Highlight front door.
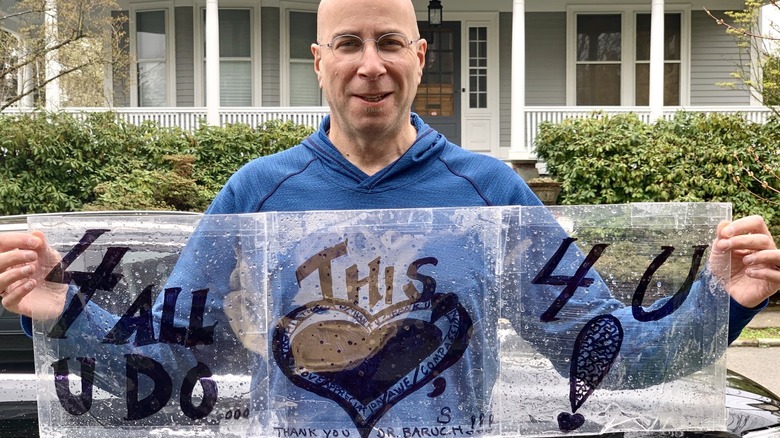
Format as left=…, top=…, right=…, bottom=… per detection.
left=415, top=21, right=461, bottom=145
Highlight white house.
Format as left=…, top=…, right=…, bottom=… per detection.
left=0, top=0, right=762, bottom=168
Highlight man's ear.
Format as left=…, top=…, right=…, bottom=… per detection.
left=416, top=38, right=428, bottom=78
left=312, top=43, right=323, bottom=86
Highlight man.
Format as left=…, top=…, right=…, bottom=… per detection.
left=0, top=0, right=778, bottom=434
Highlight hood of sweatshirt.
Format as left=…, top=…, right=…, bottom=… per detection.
left=301, top=113, right=446, bottom=193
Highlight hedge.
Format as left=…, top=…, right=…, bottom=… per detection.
left=0, top=112, right=314, bottom=214
left=535, top=111, right=780, bottom=244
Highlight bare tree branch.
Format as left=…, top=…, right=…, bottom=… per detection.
left=705, top=7, right=780, bottom=41
left=0, top=60, right=93, bottom=111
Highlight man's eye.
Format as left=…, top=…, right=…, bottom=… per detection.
left=378, top=37, right=406, bottom=49
left=334, top=38, right=362, bottom=50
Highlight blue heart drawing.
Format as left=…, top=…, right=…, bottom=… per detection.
left=273, top=293, right=473, bottom=438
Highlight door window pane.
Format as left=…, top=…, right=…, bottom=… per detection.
left=415, top=28, right=456, bottom=116
left=468, top=26, right=487, bottom=109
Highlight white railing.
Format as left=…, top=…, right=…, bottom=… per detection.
left=2, top=105, right=776, bottom=150
left=0, top=106, right=331, bottom=131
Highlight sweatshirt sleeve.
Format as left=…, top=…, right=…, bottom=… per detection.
left=728, top=296, right=768, bottom=344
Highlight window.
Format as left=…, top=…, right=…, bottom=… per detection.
left=468, top=27, right=488, bottom=109
left=136, top=10, right=167, bottom=107
left=573, top=11, right=683, bottom=106
left=289, top=11, right=320, bottom=106
left=414, top=27, right=455, bottom=117
left=635, top=13, right=681, bottom=105
left=576, top=14, right=621, bottom=106
left=203, top=9, right=252, bottom=106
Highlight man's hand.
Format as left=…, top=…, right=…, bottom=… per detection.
left=0, top=231, right=67, bottom=320
left=710, top=215, right=780, bottom=308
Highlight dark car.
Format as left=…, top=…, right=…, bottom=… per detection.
left=1, top=212, right=779, bottom=437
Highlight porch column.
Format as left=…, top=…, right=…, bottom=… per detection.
left=21, top=51, right=34, bottom=108
left=509, top=0, right=530, bottom=160
left=18, top=40, right=34, bottom=108
left=649, top=0, right=665, bottom=122
left=205, top=0, right=220, bottom=126
left=44, top=0, right=60, bottom=111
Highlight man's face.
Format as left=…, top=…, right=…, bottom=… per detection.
left=312, top=0, right=426, bottom=139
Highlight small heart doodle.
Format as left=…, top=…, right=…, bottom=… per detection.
left=557, top=412, right=585, bottom=432
left=273, top=292, right=473, bottom=438
left=556, top=314, right=623, bottom=433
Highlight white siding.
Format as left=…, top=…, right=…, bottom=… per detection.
left=500, top=12, right=567, bottom=151
left=690, top=10, right=751, bottom=105
left=526, top=12, right=566, bottom=105
left=261, top=7, right=281, bottom=106
left=175, top=7, right=194, bottom=107
left=499, top=12, right=511, bottom=151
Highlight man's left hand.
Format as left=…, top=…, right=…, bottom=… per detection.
left=710, top=215, right=780, bottom=308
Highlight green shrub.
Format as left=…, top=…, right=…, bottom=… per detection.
left=535, top=111, right=780, bottom=244
left=193, top=120, right=314, bottom=199
left=0, top=112, right=314, bottom=215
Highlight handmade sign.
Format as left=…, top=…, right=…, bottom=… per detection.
left=30, top=204, right=730, bottom=438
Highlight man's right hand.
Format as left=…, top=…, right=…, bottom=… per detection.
left=0, top=231, right=67, bottom=320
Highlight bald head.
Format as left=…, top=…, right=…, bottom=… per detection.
left=317, top=0, right=420, bottom=43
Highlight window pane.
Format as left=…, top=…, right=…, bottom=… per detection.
left=635, top=63, right=649, bottom=105
left=636, top=15, right=650, bottom=61
left=290, top=62, right=321, bottom=106
left=664, top=63, right=680, bottom=104
left=137, top=11, right=166, bottom=60
left=291, top=12, right=317, bottom=59
left=428, top=31, right=453, bottom=51
left=577, top=64, right=620, bottom=105
left=636, top=13, right=681, bottom=61
left=468, top=26, right=487, bottom=109
left=138, top=62, right=166, bottom=106
left=665, top=14, right=681, bottom=61
left=577, top=14, right=621, bottom=61
left=220, top=61, right=251, bottom=106
left=635, top=62, right=680, bottom=105
left=219, top=10, right=250, bottom=57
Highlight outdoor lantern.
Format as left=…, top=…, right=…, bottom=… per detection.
left=428, top=0, right=442, bottom=26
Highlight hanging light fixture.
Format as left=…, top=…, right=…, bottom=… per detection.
left=428, top=0, right=443, bottom=26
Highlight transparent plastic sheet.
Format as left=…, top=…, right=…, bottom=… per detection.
left=28, top=203, right=730, bottom=438
left=497, top=203, right=730, bottom=435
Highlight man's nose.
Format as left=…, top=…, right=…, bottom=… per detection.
left=357, top=41, right=387, bottom=78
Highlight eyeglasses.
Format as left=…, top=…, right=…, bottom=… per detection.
left=319, top=33, right=417, bottom=63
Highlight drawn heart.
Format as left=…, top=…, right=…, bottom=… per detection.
left=557, top=412, right=585, bottom=432
left=273, top=293, right=473, bottom=438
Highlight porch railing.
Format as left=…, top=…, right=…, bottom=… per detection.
left=2, top=105, right=775, bottom=152
left=0, top=107, right=331, bottom=131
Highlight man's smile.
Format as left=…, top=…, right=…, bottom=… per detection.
left=357, top=93, right=390, bottom=102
